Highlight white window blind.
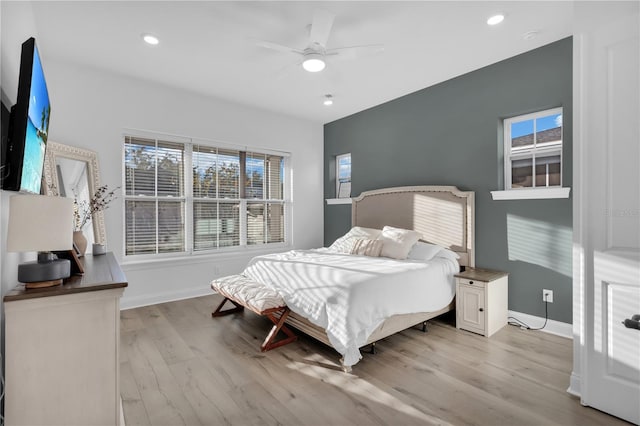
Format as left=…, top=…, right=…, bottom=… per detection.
left=125, top=137, right=185, bottom=255
left=192, top=145, right=241, bottom=251
left=125, top=135, right=288, bottom=257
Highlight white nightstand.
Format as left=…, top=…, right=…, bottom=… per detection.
left=455, top=268, right=509, bottom=337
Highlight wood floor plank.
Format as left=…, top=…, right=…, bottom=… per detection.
left=120, top=361, right=151, bottom=426
left=122, top=327, right=203, bottom=425
left=168, top=357, right=243, bottom=425
left=121, top=295, right=627, bottom=426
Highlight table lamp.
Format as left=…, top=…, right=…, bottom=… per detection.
left=7, top=194, right=74, bottom=289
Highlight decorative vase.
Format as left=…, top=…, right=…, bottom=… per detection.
left=73, top=231, right=88, bottom=257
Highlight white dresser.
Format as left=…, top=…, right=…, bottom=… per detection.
left=3, top=253, right=127, bottom=426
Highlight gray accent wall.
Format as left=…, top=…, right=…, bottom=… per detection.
left=324, top=38, right=573, bottom=324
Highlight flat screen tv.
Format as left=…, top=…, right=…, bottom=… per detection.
left=1, top=37, right=51, bottom=194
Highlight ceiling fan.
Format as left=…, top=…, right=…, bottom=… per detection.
left=257, top=9, right=384, bottom=73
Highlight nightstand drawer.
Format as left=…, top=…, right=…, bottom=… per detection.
left=457, top=278, right=486, bottom=288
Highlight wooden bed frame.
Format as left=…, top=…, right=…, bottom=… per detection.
left=286, top=185, right=475, bottom=353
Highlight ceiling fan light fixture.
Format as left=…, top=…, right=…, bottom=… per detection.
left=302, top=53, right=326, bottom=72
left=487, top=14, right=505, bottom=26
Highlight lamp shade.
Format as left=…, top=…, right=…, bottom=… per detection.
left=7, top=195, right=74, bottom=252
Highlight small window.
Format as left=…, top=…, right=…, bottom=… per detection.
left=504, top=108, right=563, bottom=190
left=336, top=153, right=351, bottom=198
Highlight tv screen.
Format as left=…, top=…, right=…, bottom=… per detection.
left=2, top=37, right=50, bottom=193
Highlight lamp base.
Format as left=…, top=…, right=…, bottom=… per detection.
left=25, top=279, right=63, bottom=289
left=17, top=258, right=71, bottom=284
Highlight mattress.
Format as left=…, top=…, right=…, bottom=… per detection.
left=242, top=248, right=457, bottom=367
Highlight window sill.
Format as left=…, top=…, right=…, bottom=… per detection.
left=326, top=198, right=352, bottom=205
left=121, top=243, right=291, bottom=271
left=491, top=187, right=571, bottom=200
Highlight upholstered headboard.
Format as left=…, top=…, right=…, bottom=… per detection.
left=352, top=186, right=475, bottom=268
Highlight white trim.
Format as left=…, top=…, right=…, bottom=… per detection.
left=120, top=243, right=291, bottom=269
left=335, top=153, right=351, bottom=198
left=491, top=187, right=570, bottom=200
left=568, top=372, right=582, bottom=398
left=504, top=107, right=564, bottom=191
left=120, top=285, right=212, bottom=310
left=326, top=198, right=352, bottom=205
left=508, top=310, right=573, bottom=339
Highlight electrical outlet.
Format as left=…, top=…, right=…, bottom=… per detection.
left=543, top=289, right=554, bottom=303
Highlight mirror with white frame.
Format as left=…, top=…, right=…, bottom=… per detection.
left=42, top=141, right=106, bottom=245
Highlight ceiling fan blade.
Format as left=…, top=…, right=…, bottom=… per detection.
left=256, top=40, right=304, bottom=55
left=309, top=9, right=335, bottom=48
left=326, top=44, right=385, bottom=60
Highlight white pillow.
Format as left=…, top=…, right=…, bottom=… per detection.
left=435, top=248, right=460, bottom=263
left=408, top=241, right=460, bottom=262
left=328, top=226, right=381, bottom=253
left=407, top=241, right=446, bottom=261
left=378, top=226, right=422, bottom=260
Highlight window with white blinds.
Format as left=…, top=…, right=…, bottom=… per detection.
left=124, top=135, right=288, bottom=257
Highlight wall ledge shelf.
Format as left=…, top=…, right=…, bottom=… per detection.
left=491, top=187, right=571, bottom=201
left=326, top=198, right=353, bottom=205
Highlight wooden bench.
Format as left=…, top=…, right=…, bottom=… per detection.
left=210, top=275, right=297, bottom=352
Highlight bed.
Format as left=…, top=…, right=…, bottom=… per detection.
left=240, top=185, right=475, bottom=370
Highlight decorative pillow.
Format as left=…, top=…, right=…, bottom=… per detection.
left=351, top=238, right=383, bottom=257
left=328, top=226, right=382, bottom=253
left=407, top=241, right=446, bottom=261
left=435, top=248, right=460, bottom=263
left=378, top=226, right=422, bottom=260
left=408, top=241, right=460, bottom=263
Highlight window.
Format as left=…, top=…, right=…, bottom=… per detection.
left=504, top=108, right=563, bottom=190
left=336, top=153, right=351, bottom=198
left=124, top=135, right=288, bottom=257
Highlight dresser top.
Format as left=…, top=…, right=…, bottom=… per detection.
left=455, top=267, right=509, bottom=282
left=4, top=252, right=127, bottom=302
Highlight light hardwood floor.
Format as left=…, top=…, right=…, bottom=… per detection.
left=120, top=294, right=628, bottom=425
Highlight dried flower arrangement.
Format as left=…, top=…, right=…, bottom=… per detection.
left=73, top=185, right=119, bottom=231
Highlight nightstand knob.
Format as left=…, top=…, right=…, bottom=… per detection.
left=479, top=308, right=484, bottom=312
left=469, top=281, right=474, bottom=284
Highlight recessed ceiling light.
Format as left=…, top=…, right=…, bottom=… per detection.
left=487, top=14, right=505, bottom=26
left=142, top=34, right=159, bottom=45
left=323, top=95, right=333, bottom=106
left=523, top=30, right=540, bottom=40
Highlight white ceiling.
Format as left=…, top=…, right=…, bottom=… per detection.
left=29, top=1, right=574, bottom=124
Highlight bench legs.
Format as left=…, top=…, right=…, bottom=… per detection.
left=262, top=309, right=298, bottom=352
left=211, top=297, right=297, bottom=352
left=211, top=297, right=245, bottom=317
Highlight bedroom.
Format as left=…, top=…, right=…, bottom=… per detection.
left=0, top=1, right=638, bottom=425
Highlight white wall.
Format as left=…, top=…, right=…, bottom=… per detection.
left=45, top=61, right=324, bottom=308
left=0, top=2, right=324, bottom=311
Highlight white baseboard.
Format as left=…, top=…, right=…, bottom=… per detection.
left=508, top=310, right=573, bottom=339
left=567, top=372, right=582, bottom=398
left=120, top=286, right=212, bottom=310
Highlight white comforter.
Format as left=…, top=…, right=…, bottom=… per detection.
left=243, top=249, right=457, bottom=367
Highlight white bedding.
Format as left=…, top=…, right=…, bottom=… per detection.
left=242, top=248, right=458, bottom=367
